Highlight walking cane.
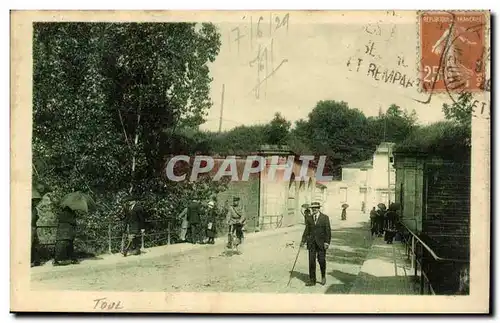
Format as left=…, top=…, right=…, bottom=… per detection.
left=287, top=244, right=302, bottom=287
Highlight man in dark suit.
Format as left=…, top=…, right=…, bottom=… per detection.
left=187, top=199, right=203, bottom=244
left=123, top=197, right=146, bottom=256
left=301, top=202, right=332, bottom=286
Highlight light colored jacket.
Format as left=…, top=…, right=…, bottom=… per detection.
left=227, top=205, right=246, bottom=225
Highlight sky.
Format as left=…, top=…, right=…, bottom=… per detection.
left=199, top=11, right=464, bottom=132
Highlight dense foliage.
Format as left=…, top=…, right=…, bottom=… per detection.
left=394, top=93, right=472, bottom=158
left=33, top=22, right=226, bottom=257
left=206, top=101, right=418, bottom=177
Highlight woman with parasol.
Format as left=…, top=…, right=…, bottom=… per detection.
left=341, top=203, right=349, bottom=221
left=54, top=191, right=95, bottom=266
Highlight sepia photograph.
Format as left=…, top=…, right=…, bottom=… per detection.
left=10, top=9, right=490, bottom=313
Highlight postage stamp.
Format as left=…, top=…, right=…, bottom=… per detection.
left=419, top=11, right=487, bottom=93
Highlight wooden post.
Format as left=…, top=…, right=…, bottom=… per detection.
left=167, top=221, right=171, bottom=245
left=141, top=229, right=145, bottom=250
left=411, top=236, right=416, bottom=273
left=108, top=223, right=112, bottom=254
left=420, top=253, right=425, bottom=294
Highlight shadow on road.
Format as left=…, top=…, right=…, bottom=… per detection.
left=326, top=224, right=372, bottom=266
left=289, top=270, right=310, bottom=284
left=348, top=272, right=413, bottom=295
left=325, top=270, right=358, bottom=294
left=324, top=223, right=373, bottom=294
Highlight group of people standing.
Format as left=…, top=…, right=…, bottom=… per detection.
left=31, top=191, right=81, bottom=267
left=31, top=193, right=248, bottom=267
left=369, top=203, right=399, bottom=244
left=177, top=196, right=246, bottom=247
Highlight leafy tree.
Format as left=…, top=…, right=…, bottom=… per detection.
left=33, top=22, right=224, bottom=256
left=206, top=113, right=291, bottom=155
left=207, top=125, right=268, bottom=155
left=291, top=100, right=374, bottom=164
left=442, top=92, right=473, bottom=126
left=367, top=104, right=418, bottom=145
left=395, top=121, right=471, bottom=159
left=265, top=112, right=291, bottom=145
left=34, top=22, right=221, bottom=192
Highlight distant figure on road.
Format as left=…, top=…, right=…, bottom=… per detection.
left=301, top=201, right=332, bottom=286
left=301, top=203, right=311, bottom=223
left=123, top=197, right=146, bottom=257
left=369, top=207, right=377, bottom=237
left=341, top=203, right=348, bottom=220
left=341, top=208, right=347, bottom=221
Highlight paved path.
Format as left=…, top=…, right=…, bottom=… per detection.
left=31, top=211, right=374, bottom=294
left=349, top=234, right=418, bottom=295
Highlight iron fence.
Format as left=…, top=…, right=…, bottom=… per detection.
left=399, top=220, right=469, bottom=295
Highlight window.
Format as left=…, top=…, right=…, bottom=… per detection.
left=340, top=188, right=347, bottom=202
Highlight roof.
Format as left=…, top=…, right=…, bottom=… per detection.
left=341, top=159, right=373, bottom=169
left=377, top=142, right=396, bottom=148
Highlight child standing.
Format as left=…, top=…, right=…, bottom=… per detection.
left=206, top=201, right=217, bottom=244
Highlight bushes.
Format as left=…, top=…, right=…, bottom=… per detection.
left=394, top=121, right=471, bottom=159
left=34, top=175, right=231, bottom=260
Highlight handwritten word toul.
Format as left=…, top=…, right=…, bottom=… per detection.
left=93, top=297, right=124, bottom=310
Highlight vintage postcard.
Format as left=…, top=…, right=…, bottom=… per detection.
left=11, top=10, right=490, bottom=313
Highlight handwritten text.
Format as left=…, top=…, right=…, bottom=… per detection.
left=93, top=298, right=124, bottom=311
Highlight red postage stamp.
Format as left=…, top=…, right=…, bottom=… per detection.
left=419, top=11, right=487, bottom=93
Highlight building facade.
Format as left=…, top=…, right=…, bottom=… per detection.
left=211, top=145, right=327, bottom=232
left=324, top=142, right=396, bottom=214
left=393, top=150, right=471, bottom=294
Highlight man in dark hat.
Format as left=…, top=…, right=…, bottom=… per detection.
left=300, top=201, right=332, bottom=286
left=186, top=198, right=203, bottom=244
left=122, top=196, right=146, bottom=256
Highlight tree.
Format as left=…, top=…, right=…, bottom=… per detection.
left=206, top=125, right=268, bottom=155
left=366, top=104, right=417, bottom=145
left=33, top=22, right=221, bottom=196
left=264, top=112, right=291, bottom=145
left=206, top=113, right=292, bottom=155
left=33, top=22, right=224, bottom=255
left=442, top=92, right=473, bottom=126
left=291, top=100, right=374, bottom=166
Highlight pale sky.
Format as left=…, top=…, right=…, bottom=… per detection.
left=200, top=11, right=453, bottom=132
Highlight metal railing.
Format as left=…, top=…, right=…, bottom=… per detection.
left=398, top=219, right=469, bottom=295
left=36, top=215, right=247, bottom=257
left=36, top=218, right=183, bottom=256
